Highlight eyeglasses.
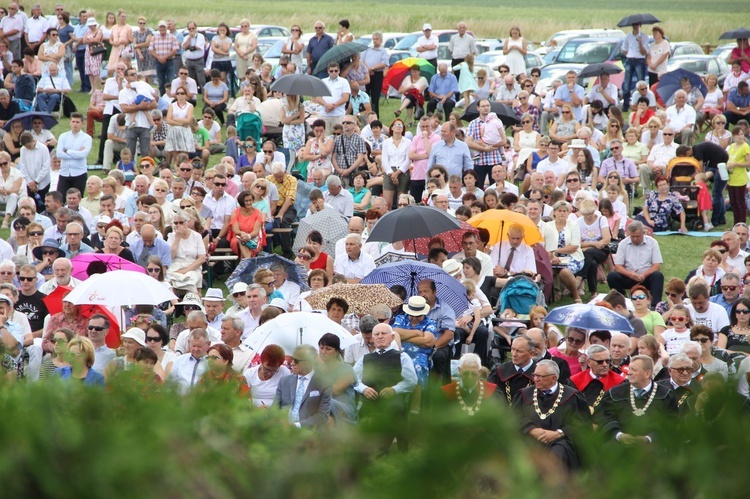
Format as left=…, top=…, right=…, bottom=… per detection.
left=666, top=292, right=681, bottom=298
left=206, top=355, right=223, bottom=361
left=524, top=84, right=533, bottom=88
left=519, top=96, right=528, bottom=100
left=29, top=231, right=44, bottom=236
left=566, top=337, right=584, bottom=345
left=499, top=69, right=508, bottom=74
left=146, top=267, right=161, bottom=274
left=566, top=178, right=579, bottom=183
left=0, top=161, right=9, bottom=166
left=716, top=121, right=726, bottom=125
left=343, top=121, right=356, bottom=125
left=590, top=358, right=612, bottom=365
left=610, top=124, right=620, bottom=128
left=477, top=77, right=485, bottom=80
left=430, top=174, right=442, bottom=179
left=87, top=325, right=107, bottom=332
left=722, top=285, right=738, bottom=291
left=397, top=202, right=409, bottom=207
left=262, top=149, right=274, bottom=153
left=18, top=276, right=35, bottom=282
left=735, top=308, right=750, bottom=314
left=173, top=220, right=185, bottom=225
left=213, top=182, right=226, bottom=187
left=328, top=69, right=340, bottom=73
left=717, top=249, right=727, bottom=254
left=13, top=225, right=25, bottom=231
left=670, top=316, right=687, bottom=322
left=262, top=281, right=274, bottom=287
left=292, top=29, right=301, bottom=32
left=632, top=294, right=648, bottom=300
left=145, top=336, right=162, bottom=343
left=297, top=253, right=311, bottom=260
left=669, top=367, right=692, bottom=374
left=42, top=250, right=58, bottom=255
left=140, top=163, right=153, bottom=168
left=608, top=175, right=619, bottom=179
left=663, top=133, right=674, bottom=136
left=179, top=167, right=192, bottom=172
left=532, top=373, right=555, bottom=378
left=522, top=120, right=531, bottom=124
left=695, top=337, right=712, bottom=343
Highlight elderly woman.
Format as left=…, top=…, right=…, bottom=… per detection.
left=44, top=293, right=88, bottom=337
left=685, top=248, right=725, bottom=292
left=104, top=327, right=148, bottom=379
left=39, top=327, right=75, bottom=379
left=394, top=65, right=428, bottom=125
left=636, top=175, right=688, bottom=233
left=244, top=344, right=290, bottom=407
left=549, top=326, right=587, bottom=376
left=630, top=284, right=667, bottom=337
left=201, top=344, right=250, bottom=396
left=705, top=114, right=731, bottom=149
left=55, top=336, right=105, bottom=386
left=167, top=210, right=207, bottom=294
left=96, top=226, right=135, bottom=262
left=545, top=201, right=584, bottom=303
left=317, top=333, right=356, bottom=425
left=576, top=199, right=611, bottom=296
left=17, top=222, right=44, bottom=261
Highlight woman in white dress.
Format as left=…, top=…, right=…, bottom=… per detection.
left=165, top=85, right=194, bottom=167
left=166, top=210, right=207, bottom=294
left=503, top=25, right=527, bottom=76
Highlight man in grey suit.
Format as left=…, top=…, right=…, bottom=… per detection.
left=275, top=344, right=332, bottom=428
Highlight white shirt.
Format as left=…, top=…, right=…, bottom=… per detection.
left=647, top=142, right=678, bottom=167
left=586, top=82, right=618, bottom=106
left=630, top=89, right=658, bottom=109
left=203, top=191, right=238, bottom=231
left=686, top=303, right=730, bottom=333
left=24, top=15, right=49, bottom=43
left=622, top=31, right=649, bottom=59
left=197, top=120, right=221, bottom=142
left=102, top=77, right=123, bottom=115
left=276, top=280, right=301, bottom=308
left=536, top=157, right=572, bottom=180
left=381, top=136, right=412, bottom=174
left=324, top=189, right=354, bottom=218
left=237, top=308, right=262, bottom=340
left=18, top=140, right=51, bottom=189
left=666, top=104, right=697, bottom=131
left=415, top=35, right=438, bottom=60
left=183, top=32, right=206, bottom=60
left=230, top=344, right=254, bottom=373
left=726, top=249, right=748, bottom=273
left=487, top=181, right=519, bottom=196
left=244, top=364, right=291, bottom=407
left=174, top=326, right=221, bottom=355
left=39, top=276, right=82, bottom=295
left=321, top=76, right=350, bottom=117
left=171, top=77, right=198, bottom=96
left=334, top=251, right=376, bottom=280
left=489, top=242, right=537, bottom=273
left=119, top=86, right=153, bottom=128
left=167, top=354, right=207, bottom=394
left=453, top=249, right=494, bottom=281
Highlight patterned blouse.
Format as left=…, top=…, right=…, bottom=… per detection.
left=644, top=191, right=684, bottom=231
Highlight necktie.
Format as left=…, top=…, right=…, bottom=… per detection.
left=542, top=389, right=552, bottom=396
left=635, top=388, right=645, bottom=399
left=378, top=349, right=385, bottom=355
left=505, top=247, right=516, bottom=271
left=289, top=376, right=307, bottom=423
left=517, top=367, right=524, bottom=374
left=189, top=357, right=201, bottom=387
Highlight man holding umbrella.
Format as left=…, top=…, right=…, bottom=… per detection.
left=466, top=99, right=507, bottom=188
left=620, top=22, right=650, bottom=112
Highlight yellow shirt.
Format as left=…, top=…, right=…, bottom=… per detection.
left=728, top=142, right=750, bottom=187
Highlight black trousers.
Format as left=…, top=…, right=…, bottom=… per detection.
left=607, top=270, right=664, bottom=308
left=431, top=344, right=453, bottom=383
left=456, top=325, right=490, bottom=367
left=273, top=205, right=297, bottom=259
left=369, top=70, right=384, bottom=117
left=57, top=173, right=87, bottom=197
left=427, top=98, right=455, bottom=117
left=579, top=247, right=608, bottom=294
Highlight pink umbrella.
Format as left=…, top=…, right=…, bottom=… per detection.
left=71, top=253, right=147, bottom=281
left=403, top=221, right=479, bottom=256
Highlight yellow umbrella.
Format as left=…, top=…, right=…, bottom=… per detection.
left=467, top=210, right=543, bottom=247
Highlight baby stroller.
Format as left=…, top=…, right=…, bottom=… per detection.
left=13, top=74, right=36, bottom=111
left=667, top=157, right=703, bottom=231
left=236, top=112, right=263, bottom=152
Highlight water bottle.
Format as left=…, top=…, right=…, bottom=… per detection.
left=717, top=162, right=729, bottom=181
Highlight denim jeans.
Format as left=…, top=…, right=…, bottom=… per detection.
left=705, top=165, right=727, bottom=225
left=622, top=58, right=646, bottom=111
left=36, top=93, right=60, bottom=113
left=155, top=58, right=175, bottom=97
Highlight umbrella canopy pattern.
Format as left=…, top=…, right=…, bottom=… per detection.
left=657, top=68, right=708, bottom=103
left=313, top=42, right=368, bottom=75
left=360, top=260, right=469, bottom=316
left=244, top=312, right=357, bottom=355
left=293, top=209, right=349, bottom=256
left=543, top=304, right=634, bottom=333
left=460, top=101, right=519, bottom=125
left=366, top=205, right=461, bottom=244
left=304, top=283, right=404, bottom=315
left=226, top=253, right=310, bottom=293
left=71, top=253, right=146, bottom=281
left=269, top=73, right=332, bottom=97
left=382, top=58, right=436, bottom=92
left=578, top=62, right=623, bottom=79
left=467, top=210, right=542, bottom=247
left=3, top=111, right=58, bottom=132
left=374, top=252, right=418, bottom=266
left=64, top=270, right=178, bottom=308
left=403, top=221, right=478, bottom=256
left=294, top=181, right=315, bottom=222
left=720, top=28, right=750, bottom=40
left=616, top=13, right=661, bottom=27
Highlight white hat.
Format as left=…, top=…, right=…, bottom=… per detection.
left=431, top=188, right=449, bottom=199
left=442, top=259, right=463, bottom=277
left=0, top=294, right=12, bottom=306
left=121, top=327, right=147, bottom=347
left=157, top=20, right=167, bottom=28
left=86, top=17, right=98, bottom=27
left=97, top=215, right=112, bottom=226
left=177, top=292, right=205, bottom=312
left=269, top=297, right=288, bottom=310
left=203, top=288, right=225, bottom=302
left=569, top=139, right=586, bottom=149
left=403, top=296, right=431, bottom=316
left=231, top=282, right=248, bottom=295
left=422, top=23, right=432, bottom=31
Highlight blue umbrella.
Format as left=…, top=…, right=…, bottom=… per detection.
left=360, top=260, right=469, bottom=316
left=226, top=253, right=310, bottom=293
left=543, top=304, right=634, bottom=333
left=657, top=68, right=707, bottom=103
left=3, top=111, right=58, bottom=132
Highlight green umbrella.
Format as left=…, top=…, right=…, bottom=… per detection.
left=313, top=42, right=368, bottom=75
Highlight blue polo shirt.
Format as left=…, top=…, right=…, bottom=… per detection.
left=427, top=139, right=473, bottom=178
left=307, top=34, right=335, bottom=77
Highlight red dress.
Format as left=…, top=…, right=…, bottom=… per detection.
left=696, top=181, right=712, bottom=212
left=309, top=251, right=329, bottom=271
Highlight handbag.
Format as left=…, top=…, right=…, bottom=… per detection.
left=48, top=76, right=78, bottom=117
left=90, top=42, right=107, bottom=56
left=64, top=43, right=74, bottom=62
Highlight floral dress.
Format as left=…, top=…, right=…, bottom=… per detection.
left=282, top=100, right=306, bottom=152
left=392, top=314, right=438, bottom=388
left=41, top=41, right=64, bottom=76
left=134, top=29, right=155, bottom=75
left=643, top=191, right=684, bottom=232
left=557, top=229, right=584, bottom=274
left=84, top=29, right=103, bottom=76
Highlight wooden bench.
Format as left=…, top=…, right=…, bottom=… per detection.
left=206, top=248, right=239, bottom=287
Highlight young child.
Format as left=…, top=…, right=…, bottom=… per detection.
left=128, top=79, right=156, bottom=127
left=479, top=112, right=507, bottom=147
left=606, top=185, right=628, bottom=234
left=225, top=125, right=240, bottom=163
left=459, top=280, right=483, bottom=349
left=117, top=147, right=136, bottom=182
left=694, top=172, right=713, bottom=231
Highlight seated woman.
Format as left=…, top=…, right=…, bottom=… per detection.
left=166, top=210, right=207, bottom=295
left=545, top=201, right=584, bottom=303
left=229, top=190, right=264, bottom=259
left=684, top=248, right=725, bottom=293
left=656, top=277, right=687, bottom=319
left=304, top=230, right=334, bottom=280
left=349, top=171, right=371, bottom=218
left=719, top=298, right=750, bottom=355
left=576, top=199, right=611, bottom=296
left=630, top=284, right=666, bottom=337
left=316, top=333, right=356, bottom=426
left=200, top=344, right=249, bottom=396
left=549, top=326, right=587, bottom=376
left=39, top=327, right=74, bottom=380
left=635, top=175, right=687, bottom=233
left=54, top=336, right=105, bottom=387
left=96, top=226, right=135, bottom=261
left=244, top=344, right=290, bottom=407
left=393, top=65, right=428, bottom=126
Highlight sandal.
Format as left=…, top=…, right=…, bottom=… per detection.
left=574, top=298, right=583, bottom=304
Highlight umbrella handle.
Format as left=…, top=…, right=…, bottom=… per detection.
left=299, top=327, right=303, bottom=346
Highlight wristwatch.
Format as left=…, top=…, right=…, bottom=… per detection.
left=556, top=429, right=565, bottom=437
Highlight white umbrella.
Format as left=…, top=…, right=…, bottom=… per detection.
left=243, top=312, right=357, bottom=355
left=64, top=270, right=178, bottom=308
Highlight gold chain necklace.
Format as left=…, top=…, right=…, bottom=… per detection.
left=533, top=385, right=565, bottom=420
left=505, top=375, right=533, bottom=403
left=456, top=381, right=484, bottom=416
left=678, top=392, right=690, bottom=407
left=589, top=389, right=605, bottom=415
left=630, top=386, right=657, bottom=416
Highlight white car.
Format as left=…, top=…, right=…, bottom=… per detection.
left=537, top=28, right=626, bottom=55
left=354, top=32, right=409, bottom=50
left=250, top=25, right=291, bottom=38
left=475, top=50, right=544, bottom=74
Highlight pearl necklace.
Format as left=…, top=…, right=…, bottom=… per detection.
left=630, top=386, right=657, bottom=416
left=533, top=385, right=565, bottom=420
left=456, top=382, right=484, bottom=416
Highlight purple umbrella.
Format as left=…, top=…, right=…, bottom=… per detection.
left=71, top=253, right=147, bottom=281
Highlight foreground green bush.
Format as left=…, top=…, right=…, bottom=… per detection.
left=0, top=377, right=747, bottom=498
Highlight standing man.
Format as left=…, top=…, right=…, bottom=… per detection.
left=314, top=62, right=350, bottom=133
left=167, top=19, right=183, bottom=76
left=415, top=24, right=438, bottom=69
left=18, top=131, right=51, bottom=207
left=182, top=22, right=206, bottom=92
left=620, top=22, right=650, bottom=112
left=23, top=4, right=49, bottom=55
left=56, top=113, right=91, bottom=197
left=426, top=122, right=473, bottom=178
left=427, top=63, right=458, bottom=117
left=0, top=3, right=24, bottom=59
left=306, top=21, right=334, bottom=78
left=148, top=20, right=179, bottom=98
left=331, top=116, right=367, bottom=185
left=71, top=9, right=90, bottom=92
left=119, top=68, right=158, bottom=160
left=449, top=22, right=476, bottom=83
left=97, top=62, right=125, bottom=166
left=361, top=32, right=389, bottom=116
left=466, top=99, right=506, bottom=187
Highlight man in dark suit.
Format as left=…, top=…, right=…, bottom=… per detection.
left=570, top=344, right=625, bottom=416
left=527, top=328, right=571, bottom=383
left=597, top=355, right=678, bottom=444
left=657, top=352, right=703, bottom=416
left=275, top=344, right=332, bottom=428
left=488, top=335, right=537, bottom=404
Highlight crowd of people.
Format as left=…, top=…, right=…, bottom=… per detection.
left=0, top=5, right=750, bottom=463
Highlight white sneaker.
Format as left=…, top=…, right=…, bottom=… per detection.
left=703, top=223, right=714, bottom=232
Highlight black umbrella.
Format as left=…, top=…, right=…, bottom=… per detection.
left=617, top=13, right=661, bottom=27
left=720, top=28, right=750, bottom=40
left=3, top=111, right=58, bottom=132
left=313, top=42, right=368, bottom=75
left=578, top=62, right=623, bottom=79
left=460, top=101, right=519, bottom=125
left=366, top=205, right=461, bottom=245
left=269, top=73, right=331, bottom=97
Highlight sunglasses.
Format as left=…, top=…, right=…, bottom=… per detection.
left=666, top=292, right=681, bottom=298
left=297, top=253, right=311, bottom=260
left=670, top=316, right=687, bottom=322
left=567, top=337, right=584, bottom=345
left=695, top=337, right=712, bottom=343
left=146, top=336, right=162, bottom=342
left=232, top=292, right=244, bottom=298
left=590, top=358, right=612, bottom=365
left=13, top=225, right=25, bottom=230
left=663, top=133, right=674, bottom=136
left=262, top=281, right=274, bottom=287
left=566, top=178, right=579, bottom=183
left=146, top=267, right=161, bottom=273
left=87, top=325, right=106, bottom=332
left=736, top=309, right=750, bottom=314
left=561, top=111, right=571, bottom=114
left=522, top=120, right=531, bottom=124
left=18, top=275, right=35, bottom=282
left=722, top=285, right=738, bottom=291
left=29, top=231, right=44, bottom=236
left=669, top=367, right=692, bottom=374
left=213, top=182, right=226, bottom=187
left=173, top=220, right=185, bottom=225
left=42, top=250, right=58, bottom=255
left=632, top=294, right=647, bottom=300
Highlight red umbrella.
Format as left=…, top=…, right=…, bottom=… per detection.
left=403, top=221, right=479, bottom=256
left=42, top=285, right=121, bottom=348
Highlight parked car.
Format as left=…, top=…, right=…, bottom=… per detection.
left=666, top=55, right=730, bottom=79
left=712, top=43, right=737, bottom=63
left=250, top=25, right=291, bottom=38
left=354, top=32, right=409, bottom=50
left=538, top=63, right=591, bottom=91
left=552, top=37, right=627, bottom=65
left=475, top=50, right=544, bottom=74
left=537, top=28, right=626, bottom=55
left=475, top=38, right=538, bottom=55
left=393, top=30, right=458, bottom=53
left=671, top=41, right=704, bottom=57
